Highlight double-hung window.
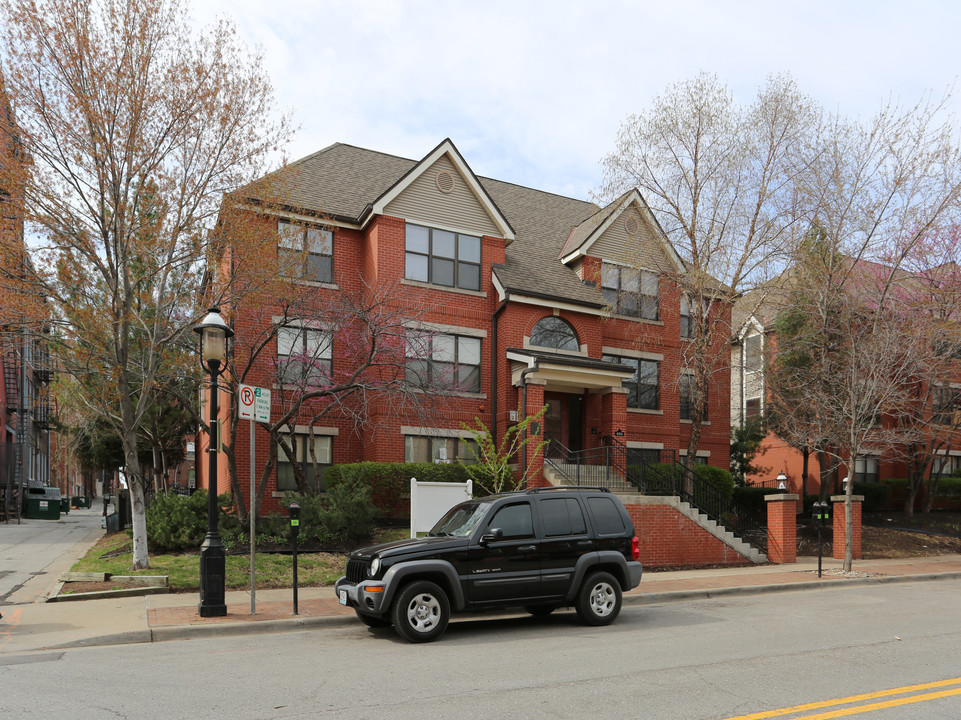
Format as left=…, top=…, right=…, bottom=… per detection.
left=277, top=326, right=332, bottom=386
left=406, top=331, right=481, bottom=393
left=853, top=457, right=879, bottom=484
left=405, top=223, right=481, bottom=291
left=601, top=263, right=658, bottom=320
left=404, top=436, right=479, bottom=464
left=933, top=387, right=961, bottom=425
left=744, top=334, right=762, bottom=372
left=278, top=220, right=333, bottom=283
left=680, top=374, right=707, bottom=421
left=603, top=354, right=659, bottom=410
left=277, top=434, right=332, bottom=492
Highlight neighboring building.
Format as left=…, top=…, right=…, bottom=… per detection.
left=205, top=139, right=734, bottom=525
left=731, top=260, right=961, bottom=500
left=1, top=75, right=55, bottom=519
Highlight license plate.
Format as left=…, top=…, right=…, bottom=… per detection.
left=339, top=589, right=347, bottom=605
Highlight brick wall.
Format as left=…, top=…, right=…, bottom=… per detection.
left=622, top=497, right=754, bottom=568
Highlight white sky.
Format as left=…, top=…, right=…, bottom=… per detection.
left=195, top=0, right=960, bottom=200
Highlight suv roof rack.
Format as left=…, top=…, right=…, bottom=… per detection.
left=525, top=486, right=610, bottom=494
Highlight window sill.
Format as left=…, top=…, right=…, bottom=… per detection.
left=608, top=312, right=663, bottom=326
left=408, top=387, right=487, bottom=400
left=402, top=278, right=487, bottom=298
left=272, top=490, right=328, bottom=498
left=628, top=408, right=663, bottom=415
left=282, top=277, right=339, bottom=290
left=680, top=419, right=711, bottom=425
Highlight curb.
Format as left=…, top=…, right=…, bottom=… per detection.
left=149, top=613, right=355, bottom=643
left=30, top=570, right=961, bottom=650
left=624, top=570, right=961, bottom=605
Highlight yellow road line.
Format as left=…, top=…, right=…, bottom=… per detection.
left=793, top=687, right=961, bottom=719
left=723, top=677, right=961, bottom=720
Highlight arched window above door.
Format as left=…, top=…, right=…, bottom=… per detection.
left=529, top=316, right=579, bottom=352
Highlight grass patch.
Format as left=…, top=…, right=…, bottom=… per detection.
left=71, top=526, right=410, bottom=592
left=72, top=533, right=346, bottom=592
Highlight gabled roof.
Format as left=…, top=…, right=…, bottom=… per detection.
left=369, top=138, right=514, bottom=242
left=236, top=142, right=689, bottom=309
left=558, top=189, right=686, bottom=275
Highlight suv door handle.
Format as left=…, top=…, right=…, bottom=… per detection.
left=518, top=545, right=537, bottom=552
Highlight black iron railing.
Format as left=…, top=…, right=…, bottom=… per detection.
left=545, top=437, right=767, bottom=553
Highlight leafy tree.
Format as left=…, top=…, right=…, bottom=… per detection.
left=461, top=405, right=549, bottom=494
left=730, top=416, right=767, bottom=486
left=600, top=73, right=817, bottom=474
left=0, top=0, right=293, bottom=568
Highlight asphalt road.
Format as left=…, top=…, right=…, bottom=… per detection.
left=1, top=579, right=959, bottom=719
left=0, top=503, right=105, bottom=604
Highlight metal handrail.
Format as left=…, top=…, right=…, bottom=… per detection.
left=546, top=437, right=766, bottom=553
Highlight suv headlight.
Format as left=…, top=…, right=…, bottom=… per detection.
left=368, top=557, right=381, bottom=577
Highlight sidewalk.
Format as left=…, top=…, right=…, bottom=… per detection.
left=3, top=545, right=961, bottom=655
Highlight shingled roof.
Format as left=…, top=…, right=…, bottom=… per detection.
left=241, top=142, right=626, bottom=308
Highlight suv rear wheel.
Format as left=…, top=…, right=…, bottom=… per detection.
left=575, top=571, right=622, bottom=626
left=392, top=581, right=450, bottom=643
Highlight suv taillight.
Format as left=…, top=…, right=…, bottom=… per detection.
left=631, top=535, right=640, bottom=561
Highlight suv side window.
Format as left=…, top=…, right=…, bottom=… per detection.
left=587, top=496, right=626, bottom=535
left=488, top=502, right=534, bottom=539
left=541, top=498, right=587, bottom=537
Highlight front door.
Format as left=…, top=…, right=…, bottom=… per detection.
left=544, top=392, right=584, bottom=456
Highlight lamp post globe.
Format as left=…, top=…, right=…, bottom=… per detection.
left=193, top=307, right=233, bottom=617
left=776, top=472, right=788, bottom=491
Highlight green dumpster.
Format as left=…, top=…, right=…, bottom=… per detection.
left=71, top=495, right=85, bottom=508
left=24, top=487, right=62, bottom=520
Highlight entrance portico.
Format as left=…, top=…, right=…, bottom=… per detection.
left=506, top=349, right=633, bottom=486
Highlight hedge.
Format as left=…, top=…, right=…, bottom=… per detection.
left=325, top=462, right=476, bottom=520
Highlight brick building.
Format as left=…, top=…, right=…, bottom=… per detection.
left=1, top=76, right=56, bottom=520
left=202, top=139, right=747, bottom=565
left=731, top=260, right=961, bottom=505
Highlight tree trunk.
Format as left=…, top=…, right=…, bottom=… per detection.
left=843, top=469, right=854, bottom=573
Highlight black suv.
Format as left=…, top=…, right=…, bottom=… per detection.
left=335, top=486, right=643, bottom=643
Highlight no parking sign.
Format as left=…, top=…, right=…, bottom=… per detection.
left=238, top=384, right=270, bottom=422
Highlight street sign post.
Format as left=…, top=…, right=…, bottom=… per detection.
left=238, top=384, right=271, bottom=614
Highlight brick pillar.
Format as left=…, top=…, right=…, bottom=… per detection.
left=765, top=493, right=799, bottom=564
left=831, top=494, right=864, bottom=560
left=599, top=387, right=628, bottom=439
left=523, top=382, right=547, bottom=488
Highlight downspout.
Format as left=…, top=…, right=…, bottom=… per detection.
left=491, top=300, right=508, bottom=446
left=520, top=361, right=539, bottom=486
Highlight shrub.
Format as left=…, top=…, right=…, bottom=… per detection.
left=733, top=486, right=784, bottom=516
left=145, top=490, right=234, bottom=552
left=693, top=465, right=736, bottom=498
left=326, top=462, right=475, bottom=519
left=851, top=482, right=890, bottom=513
left=282, top=479, right=377, bottom=544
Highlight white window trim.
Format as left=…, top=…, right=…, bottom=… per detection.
left=404, top=320, right=488, bottom=339
left=602, top=346, right=664, bottom=362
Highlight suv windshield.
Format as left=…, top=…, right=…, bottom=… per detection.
left=428, top=501, right=490, bottom=537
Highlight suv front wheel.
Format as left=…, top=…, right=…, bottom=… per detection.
left=575, top=571, right=622, bottom=626
left=392, top=581, right=451, bottom=643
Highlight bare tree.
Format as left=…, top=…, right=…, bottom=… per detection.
left=0, top=0, right=293, bottom=568
left=219, top=274, right=462, bottom=519
left=600, top=73, right=816, bottom=472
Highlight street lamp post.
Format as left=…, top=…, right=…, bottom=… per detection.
left=193, top=306, right=234, bottom=618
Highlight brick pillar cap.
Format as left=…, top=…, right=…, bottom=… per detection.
left=765, top=493, right=799, bottom=501
left=830, top=495, right=865, bottom=502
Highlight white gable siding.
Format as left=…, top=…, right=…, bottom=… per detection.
left=384, top=156, right=500, bottom=238
left=588, top=207, right=676, bottom=273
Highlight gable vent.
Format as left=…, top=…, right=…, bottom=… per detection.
left=624, top=215, right=640, bottom=236
left=435, top=171, right=455, bottom=194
